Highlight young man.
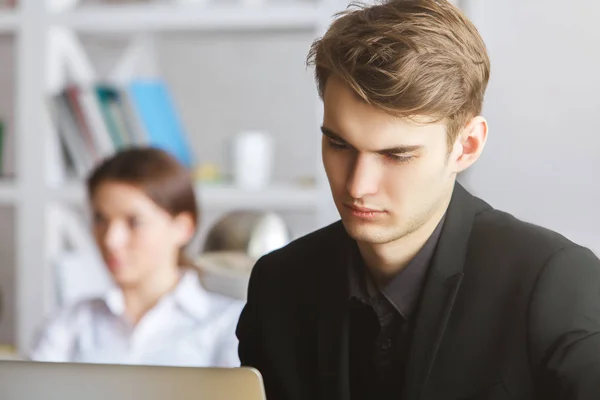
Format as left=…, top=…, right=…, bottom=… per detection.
left=236, top=1, right=600, bottom=399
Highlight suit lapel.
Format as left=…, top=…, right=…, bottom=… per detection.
left=403, top=268, right=464, bottom=400
left=404, top=183, right=489, bottom=400
left=317, top=223, right=352, bottom=400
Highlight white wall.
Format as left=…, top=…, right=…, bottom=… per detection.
left=157, top=31, right=318, bottom=184
left=460, top=0, right=600, bottom=255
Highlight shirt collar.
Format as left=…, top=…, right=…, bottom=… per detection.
left=172, top=268, right=214, bottom=321
left=102, top=268, right=213, bottom=322
left=348, top=213, right=446, bottom=320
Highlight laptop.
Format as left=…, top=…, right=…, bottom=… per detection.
left=0, top=360, right=266, bottom=400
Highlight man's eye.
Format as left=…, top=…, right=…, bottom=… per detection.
left=327, top=139, right=347, bottom=149
left=93, top=213, right=106, bottom=225
left=386, top=154, right=413, bottom=163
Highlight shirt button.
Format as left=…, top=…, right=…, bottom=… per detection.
left=380, top=339, right=392, bottom=350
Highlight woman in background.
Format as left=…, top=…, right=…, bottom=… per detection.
left=29, top=147, right=244, bottom=367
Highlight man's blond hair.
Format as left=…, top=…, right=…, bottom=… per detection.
left=307, top=0, right=491, bottom=147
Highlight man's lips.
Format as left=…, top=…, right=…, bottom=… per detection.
left=344, top=204, right=386, bottom=218
left=346, top=204, right=384, bottom=213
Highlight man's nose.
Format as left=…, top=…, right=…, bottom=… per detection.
left=346, top=154, right=380, bottom=199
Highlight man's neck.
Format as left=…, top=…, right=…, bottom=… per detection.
left=357, top=196, right=451, bottom=287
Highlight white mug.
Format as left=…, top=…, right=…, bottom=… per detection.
left=232, top=131, right=274, bottom=190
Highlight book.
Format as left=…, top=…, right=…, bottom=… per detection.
left=127, top=79, right=195, bottom=168
left=49, top=92, right=93, bottom=177
left=95, top=85, right=129, bottom=150
left=50, top=79, right=196, bottom=177
left=78, top=85, right=116, bottom=160
left=64, top=85, right=99, bottom=162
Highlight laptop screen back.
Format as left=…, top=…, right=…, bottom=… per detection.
left=0, top=360, right=266, bottom=400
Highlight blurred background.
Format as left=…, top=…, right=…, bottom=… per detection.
left=0, top=0, right=597, bottom=358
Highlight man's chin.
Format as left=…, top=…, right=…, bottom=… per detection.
left=343, top=221, right=382, bottom=243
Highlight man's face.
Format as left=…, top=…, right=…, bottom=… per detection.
left=322, top=76, right=460, bottom=245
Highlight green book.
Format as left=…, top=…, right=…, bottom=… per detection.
left=95, top=85, right=126, bottom=150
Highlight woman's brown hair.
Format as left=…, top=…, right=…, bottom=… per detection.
left=86, top=146, right=199, bottom=267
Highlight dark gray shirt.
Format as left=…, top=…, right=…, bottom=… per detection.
left=347, top=215, right=445, bottom=400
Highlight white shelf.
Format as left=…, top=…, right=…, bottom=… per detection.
left=196, top=182, right=321, bottom=210
left=53, top=3, right=321, bottom=33
left=0, top=180, right=17, bottom=205
left=56, top=181, right=321, bottom=210
left=0, top=9, right=19, bottom=32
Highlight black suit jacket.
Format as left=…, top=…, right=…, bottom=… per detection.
left=236, top=183, right=600, bottom=400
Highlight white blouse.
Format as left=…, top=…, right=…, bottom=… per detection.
left=28, top=269, right=245, bottom=368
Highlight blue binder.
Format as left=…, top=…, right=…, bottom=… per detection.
left=128, top=79, right=195, bottom=168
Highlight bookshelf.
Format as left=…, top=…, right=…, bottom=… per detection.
left=55, top=3, right=322, bottom=32
left=7, top=0, right=342, bottom=354
left=0, top=180, right=16, bottom=204
left=58, top=181, right=321, bottom=210
left=0, top=9, right=18, bottom=32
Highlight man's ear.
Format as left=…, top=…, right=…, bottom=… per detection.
left=450, top=116, right=488, bottom=173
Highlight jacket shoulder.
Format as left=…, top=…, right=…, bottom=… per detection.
left=247, top=221, right=346, bottom=288
left=261, top=220, right=345, bottom=265
left=474, top=208, right=579, bottom=251
left=469, top=204, right=596, bottom=277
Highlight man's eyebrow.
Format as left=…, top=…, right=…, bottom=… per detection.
left=321, top=126, right=422, bottom=154
left=320, top=126, right=346, bottom=143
